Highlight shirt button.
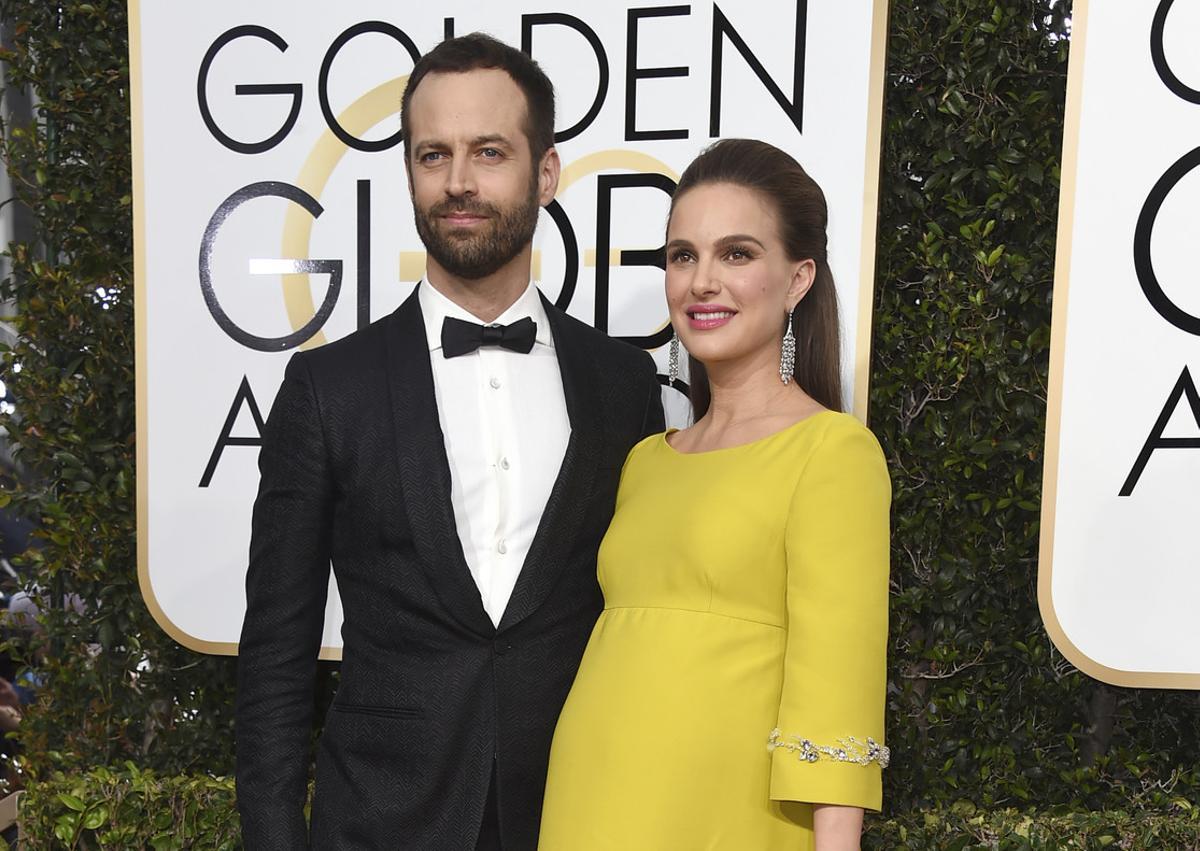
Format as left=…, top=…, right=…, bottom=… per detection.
left=499, top=457, right=510, bottom=471
left=489, top=376, right=501, bottom=389
left=497, top=539, right=507, bottom=555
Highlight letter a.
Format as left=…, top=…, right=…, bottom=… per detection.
left=199, top=376, right=266, bottom=488
left=1119, top=366, right=1200, bottom=496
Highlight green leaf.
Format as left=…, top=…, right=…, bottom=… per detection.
left=150, top=833, right=184, bottom=851
left=57, top=792, right=86, bottom=812
left=54, top=822, right=75, bottom=843
left=82, top=803, right=109, bottom=829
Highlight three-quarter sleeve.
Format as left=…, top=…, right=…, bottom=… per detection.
left=769, top=418, right=891, bottom=811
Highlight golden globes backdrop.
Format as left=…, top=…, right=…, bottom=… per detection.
left=1041, top=0, right=1200, bottom=688
left=130, top=1, right=888, bottom=655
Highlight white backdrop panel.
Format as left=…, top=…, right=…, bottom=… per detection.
left=131, top=0, right=887, bottom=653
left=1041, top=0, right=1200, bottom=687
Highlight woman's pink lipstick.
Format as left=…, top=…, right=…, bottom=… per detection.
left=686, top=304, right=737, bottom=330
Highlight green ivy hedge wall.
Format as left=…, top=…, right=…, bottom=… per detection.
left=1, top=0, right=1198, bottom=846
left=874, top=0, right=1200, bottom=817
left=0, top=0, right=239, bottom=781
left=16, top=768, right=1200, bottom=850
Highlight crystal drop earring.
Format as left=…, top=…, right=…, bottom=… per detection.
left=779, top=307, right=796, bottom=385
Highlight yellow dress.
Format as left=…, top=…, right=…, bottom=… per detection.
left=538, top=411, right=891, bottom=850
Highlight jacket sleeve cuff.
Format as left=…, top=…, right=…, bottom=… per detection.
left=767, top=730, right=885, bottom=811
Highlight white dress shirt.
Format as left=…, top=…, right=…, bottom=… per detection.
left=419, top=279, right=571, bottom=626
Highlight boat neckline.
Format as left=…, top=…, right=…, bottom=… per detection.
left=661, top=409, right=838, bottom=456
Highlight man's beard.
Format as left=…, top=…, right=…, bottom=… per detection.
left=414, top=180, right=541, bottom=280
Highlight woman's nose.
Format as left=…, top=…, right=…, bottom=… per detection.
left=690, top=258, right=721, bottom=296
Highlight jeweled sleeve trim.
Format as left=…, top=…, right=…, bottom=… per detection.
left=767, top=728, right=890, bottom=769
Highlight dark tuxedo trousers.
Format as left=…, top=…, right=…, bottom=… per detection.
left=235, top=289, right=665, bottom=850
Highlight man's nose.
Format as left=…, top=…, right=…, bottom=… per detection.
left=446, top=156, right=478, bottom=197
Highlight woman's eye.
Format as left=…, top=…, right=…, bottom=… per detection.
left=726, top=246, right=752, bottom=261
left=668, top=250, right=694, bottom=264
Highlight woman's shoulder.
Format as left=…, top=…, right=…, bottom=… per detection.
left=622, top=430, right=668, bottom=467
left=809, top=410, right=882, bottom=448
left=778, top=413, right=891, bottom=518
left=792, top=411, right=887, bottom=475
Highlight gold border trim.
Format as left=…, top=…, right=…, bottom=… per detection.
left=1037, top=0, right=1200, bottom=690
left=855, top=0, right=890, bottom=422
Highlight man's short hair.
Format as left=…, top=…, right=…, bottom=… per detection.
left=400, top=33, right=556, bottom=162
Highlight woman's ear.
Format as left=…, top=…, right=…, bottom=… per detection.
left=785, top=258, right=817, bottom=311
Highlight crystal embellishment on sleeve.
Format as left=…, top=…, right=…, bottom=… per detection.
left=767, top=729, right=890, bottom=768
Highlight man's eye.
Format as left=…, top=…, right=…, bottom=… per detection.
left=420, top=152, right=444, bottom=163
left=480, top=148, right=501, bottom=159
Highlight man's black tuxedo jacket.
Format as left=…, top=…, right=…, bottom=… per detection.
left=236, top=289, right=665, bottom=850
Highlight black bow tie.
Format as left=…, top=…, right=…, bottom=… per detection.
left=441, top=316, right=538, bottom=358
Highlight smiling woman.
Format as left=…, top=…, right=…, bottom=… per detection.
left=539, top=139, right=891, bottom=851
left=668, top=139, right=844, bottom=422
left=666, top=194, right=815, bottom=395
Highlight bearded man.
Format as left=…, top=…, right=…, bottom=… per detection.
left=234, top=33, right=665, bottom=851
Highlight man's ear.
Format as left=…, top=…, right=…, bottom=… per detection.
left=786, top=258, right=817, bottom=311
left=537, top=146, right=561, bottom=206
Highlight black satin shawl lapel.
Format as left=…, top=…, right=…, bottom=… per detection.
left=498, top=295, right=602, bottom=632
left=384, top=291, right=494, bottom=636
